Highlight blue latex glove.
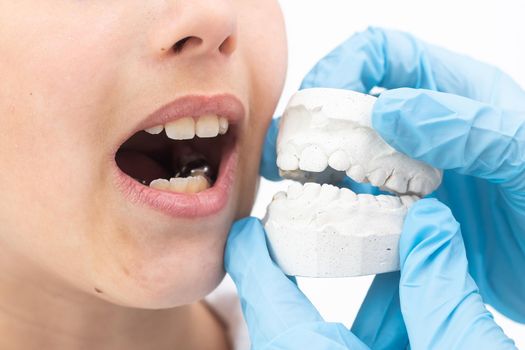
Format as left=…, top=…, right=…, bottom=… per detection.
left=224, top=201, right=516, bottom=349
left=399, top=198, right=517, bottom=349
left=261, top=27, right=525, bottom=324
left=224, top=217, right=369, bottom=350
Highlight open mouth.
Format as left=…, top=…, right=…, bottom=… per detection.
left=111, top=94, right=245, bottom=218
left=115, top=114, right=236, bottom=194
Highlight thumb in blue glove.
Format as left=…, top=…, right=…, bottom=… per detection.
left=224, top=217, right=368, bottom=350
left=260, top=117, right=281, bottom=181
left=399, top=198, right=518, bottom=350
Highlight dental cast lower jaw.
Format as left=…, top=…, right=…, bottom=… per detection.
left=264, top=88, right=443, bottom=278
left=115, top=114, right=231, bottom=195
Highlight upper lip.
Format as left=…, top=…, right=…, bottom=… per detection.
left=113, top=93, right=246, bottom=154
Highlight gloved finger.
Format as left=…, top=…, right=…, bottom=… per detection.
left=260, top=117, right=282, bottom=181
left=300, top=26, right=525, bottom=109
left=224, top=217, right=324, bottom=344
left=399, top=198, right=517, bottom=350
left=300, top=27, right=390, bottom=93
left=351, top=272, right=408, bottom=350
left=373, top=88, right=525, bottom=191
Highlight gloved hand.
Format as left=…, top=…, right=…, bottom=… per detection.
left=224, top=200, right=517, bottom=349
left=399, top=198, right=517, bottom=350
left=224, top=217, right=369, bottom=350
left=261, top=27, right=525, bottom=324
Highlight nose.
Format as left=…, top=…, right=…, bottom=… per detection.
left=152, top=0, right=237, bottom=58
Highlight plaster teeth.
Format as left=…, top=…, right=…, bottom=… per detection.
left=274, top=88, right=443, bottom=197
left=273, top=182, right=413, bottom=207
left=282, top=183, right=408, bottom=206
left=302, top=182, right=321, bottom=199
left=277, top=143, right=300, bottom=171
left=165, top=117, right=195, bottom=140
left=340, top=187, right=357, bottom=201
left=421, top=179, right=437, bottom=196
left=368, top=168, right=390, bottom=187
left=277, top=182, right=413, bottom=206
left=328, top=149, right=350, bottom=171
left=383, top=173, right=409, bottom=194
left=273, top=191, right=287, bottom=201
left=357, top=193, right=378, bottom=206
left=265, top=88, right=445, bottom=278
left=400, top=195, right=418, bottom=207
left=299, top=145, right=328, bottom=172
left=376, top=194, right=402, bottom=208
left=408, top=175, right=425, bottom=195
left=346, top=165, right=367, bottom=183
left=281, top=143, right=299, bottom=155
left=287, top=182, right=303, bottom=200
left=145, top=125, right=164, bottom=135
left=195, top=114, right=219, bottom=138
left=319, top=184, right=339, bottom=201
left=264, top=180, right=409, bottom=278
left=277, top=153, right=299, bottom=171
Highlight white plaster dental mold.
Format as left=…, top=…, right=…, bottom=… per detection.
left=263, top=183, right=418, bottom=277
left=265, top=88, right=443, bottom=278
left=276, top=88, right=442, bottom=196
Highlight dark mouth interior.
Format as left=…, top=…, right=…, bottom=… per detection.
left=115, top=128, right=234, bottom=187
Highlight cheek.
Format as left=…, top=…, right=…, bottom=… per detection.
left=243, top=0, right=287, bottom=140
left=243, top=1, right=288, bottom=111
left=0, top=2, right=134, bottom=297
left=0, top=2, right=123, bottom=210
left=233, top=1, right=287, bottom=216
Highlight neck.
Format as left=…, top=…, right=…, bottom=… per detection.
left=0, top=246, right=229, bottom=350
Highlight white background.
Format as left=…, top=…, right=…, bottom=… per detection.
left=252, top=0, right=525, bottom=347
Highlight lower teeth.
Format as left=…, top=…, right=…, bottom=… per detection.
left=134, top=152, right=215, bottom=193
left=149, top=175, right=211, bottom=193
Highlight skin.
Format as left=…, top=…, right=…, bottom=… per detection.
left=0, top=1, right=287, bottom=349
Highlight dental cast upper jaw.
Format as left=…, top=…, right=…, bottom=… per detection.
left=276, top=92, right=442, bottom=197
left=142, top=114, right=230, bottom=194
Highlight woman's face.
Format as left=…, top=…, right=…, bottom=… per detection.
left=0, top=1, right=287, bottom=308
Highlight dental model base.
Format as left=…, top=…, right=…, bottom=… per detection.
left=263, top=88, right=442, bottom=278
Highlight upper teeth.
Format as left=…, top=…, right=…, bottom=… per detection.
left=144, top=114, right=229, bottom=139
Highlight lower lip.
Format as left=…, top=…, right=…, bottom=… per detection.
left=112, top=143, right=238, bottom=218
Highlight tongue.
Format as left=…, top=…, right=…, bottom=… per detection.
left=116, top=150, right=171, bottom=184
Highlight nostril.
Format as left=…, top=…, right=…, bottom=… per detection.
left=172, top=36, right=202, bottom=54
left=173, top=37, right=190, bottom=54
left=218, top=36, right=236, bottom=56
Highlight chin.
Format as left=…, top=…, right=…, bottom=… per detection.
left=86, top=218, right=232, bottom=309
